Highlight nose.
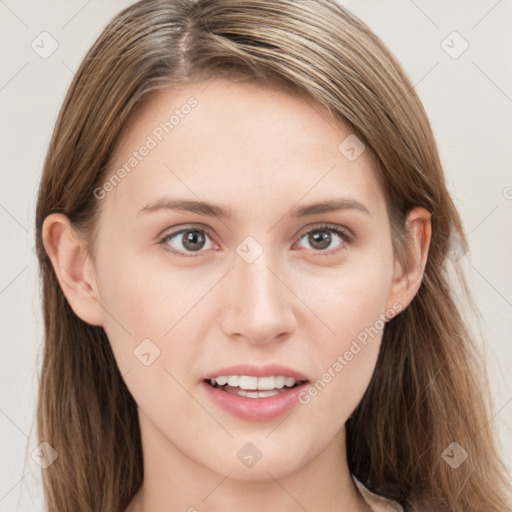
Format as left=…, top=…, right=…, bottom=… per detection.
left=220, top=251, right=298, bottom=345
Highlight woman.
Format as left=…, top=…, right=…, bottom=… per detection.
left=34, top=0, right=511, bottom=510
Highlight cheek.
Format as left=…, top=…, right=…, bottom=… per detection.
left=94, top=244, right=221, bottom=393
left=296, top=251, right=393, bottom=418
left=94, top=249, right=206, bottom=419
left=301, top=249, right=393, bottom=342
left=94, top=247, right=188, bottom=367
left=298, top=298, right=385, bottom=429
left=97, top=242, right=197, bottom=331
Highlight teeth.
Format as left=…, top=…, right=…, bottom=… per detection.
left=257, top=376, right=277, bottom=390
left=227, top=376, right=241, bottom=387
left=284, top=377, right=296, bottom=387
left=239, top=376, right=258, bottom=389
left=274, top=376, right=286, bottom=389
left=225, top=388, right=283, bottom=398
left=209, top=375, right=300, bottom=390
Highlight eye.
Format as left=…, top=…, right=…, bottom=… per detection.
left=295, top=224, right=353, bottom=255
left=159, top=227, right=215, bottom=257
left=158, top=223, right=353, bottom=258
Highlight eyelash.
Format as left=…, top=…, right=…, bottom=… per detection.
left=158, top=223, right=354, bottom=258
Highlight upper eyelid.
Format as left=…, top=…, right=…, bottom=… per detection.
left=159, top=224, right=216, bottom=243
left=296, top=223, right=353, bottom=240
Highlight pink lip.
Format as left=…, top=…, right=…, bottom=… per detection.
left=201, top=380, right=309, bottom=422
left=200, top=364, right=310, bottom=422
left=201, top=364, right=309, bottom=381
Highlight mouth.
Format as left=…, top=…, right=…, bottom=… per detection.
left=204, top=375, right=309, bottom=399
left=201, top=369, right=311, bottom=421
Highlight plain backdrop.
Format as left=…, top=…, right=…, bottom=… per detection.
left=1, top=0, right=511, bottom=510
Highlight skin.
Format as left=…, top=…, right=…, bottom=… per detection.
left=43, top=79, right=431, bottom=512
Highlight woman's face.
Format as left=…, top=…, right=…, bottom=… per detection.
left=83, top=79, right=409, bottom=480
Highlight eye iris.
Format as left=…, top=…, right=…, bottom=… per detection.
left=309, top=230, right=331, bottom=250
left=183, top=230, right=206, bottom=251
left=169, top=228, right=341, bottom=253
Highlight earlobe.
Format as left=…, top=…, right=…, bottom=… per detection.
left=386, top=207, right=432, bottom=313
left=41, top=213, right=104, bottom=326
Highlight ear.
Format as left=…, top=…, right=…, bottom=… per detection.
left=41, top=213, right=104, bottom=326
left=385, top=206, right=432, bottom=315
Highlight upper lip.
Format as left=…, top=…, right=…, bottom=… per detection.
left=202, top=364, right=309, bottom=382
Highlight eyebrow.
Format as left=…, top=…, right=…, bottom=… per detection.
left=137, top=197, right=370, bottom=219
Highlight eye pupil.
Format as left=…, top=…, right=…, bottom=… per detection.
left=309, top=231, right=331, bottom=250
left=164, top=226, right=346, bottom=256
left=183, top=230, right=206, bottom=251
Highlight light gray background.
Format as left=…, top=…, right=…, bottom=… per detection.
left=1, top=0, right=511, bottom=510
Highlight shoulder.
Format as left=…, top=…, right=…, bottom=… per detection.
left=352, top=474, right=404, bottom=512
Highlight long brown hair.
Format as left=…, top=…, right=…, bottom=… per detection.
left=34, top=0, right=511, bottom=510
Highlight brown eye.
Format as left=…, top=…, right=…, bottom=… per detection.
left=307, top=230, right=332, bottom=250
left=160, top=228, right=213, bottom=256
left=296, top=225, right=352, bottom=254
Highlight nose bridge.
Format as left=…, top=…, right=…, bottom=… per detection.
left=222, top=237, right=296, bottom=343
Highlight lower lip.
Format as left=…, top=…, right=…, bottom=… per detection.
left=201, top=381, right=309, bottom=421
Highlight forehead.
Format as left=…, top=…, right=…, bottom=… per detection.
left=103, top=79, right=384, bottom=219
